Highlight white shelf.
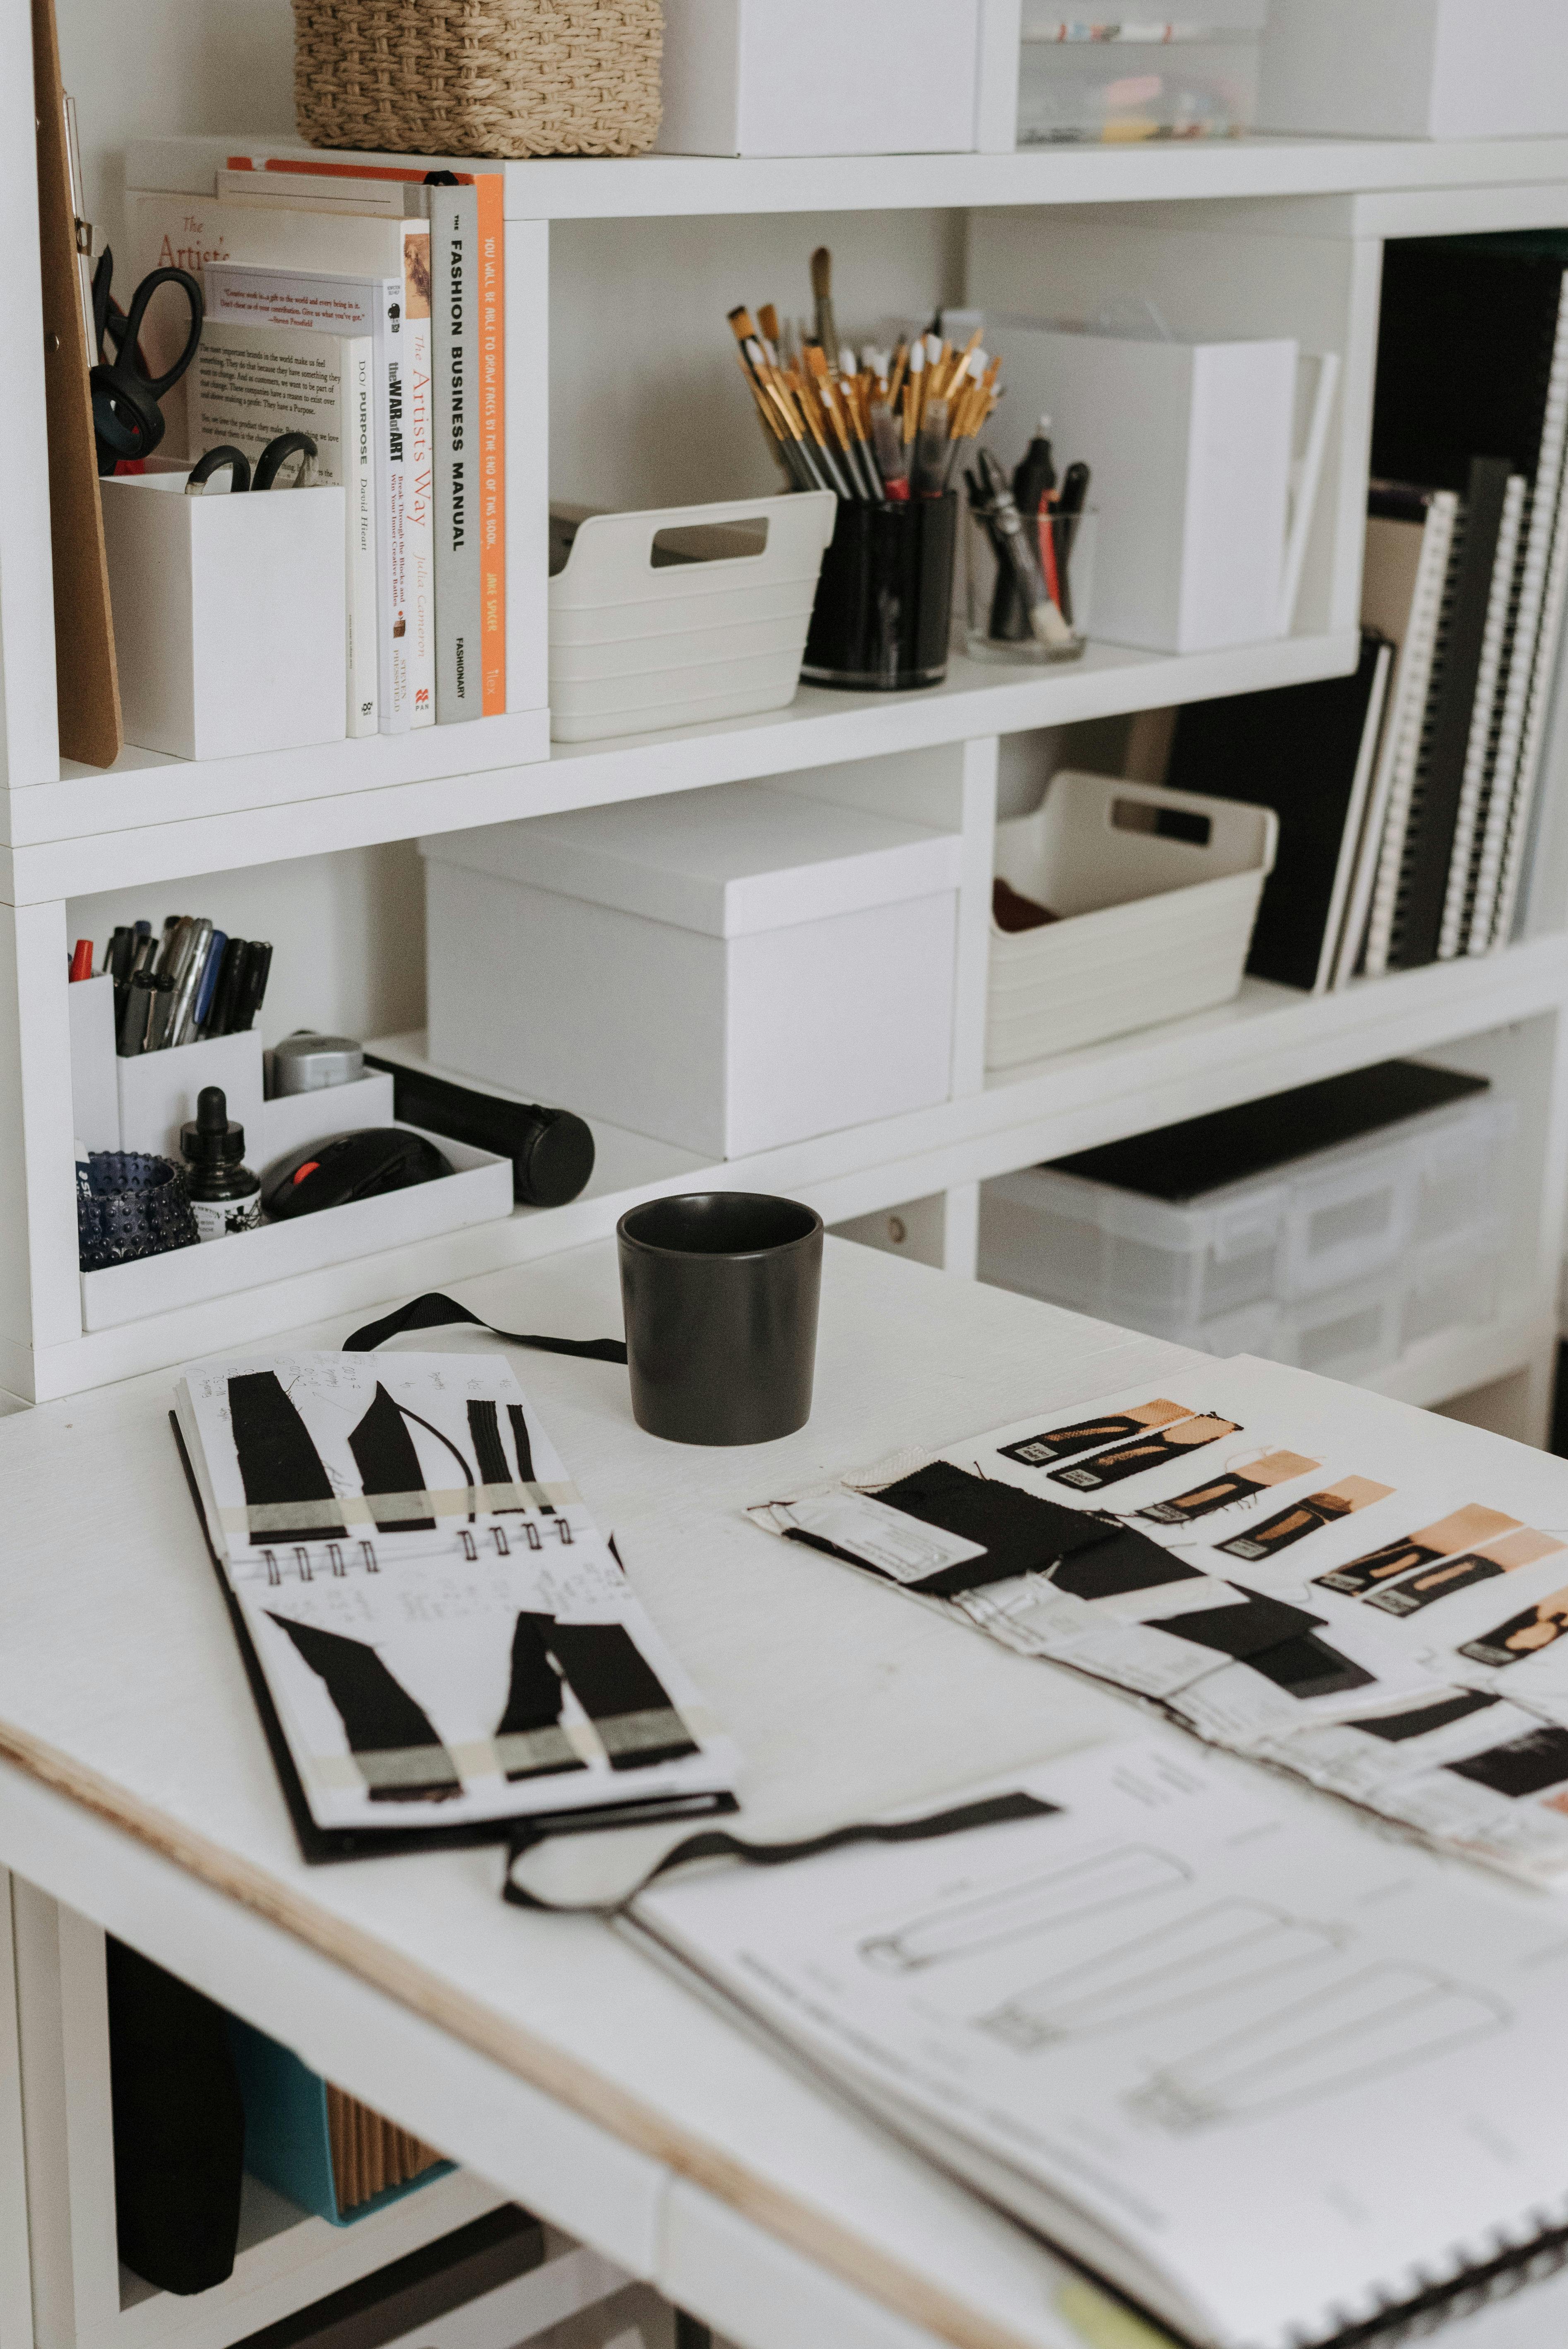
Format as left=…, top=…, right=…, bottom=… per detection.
left=1366, top=1304, right=1558, bottom=1414
left=14, top=634, right=1357, bottom=902
left=130, top=131, right=1568, bottom=221
left=28, top=937, right=1568, bottom=1402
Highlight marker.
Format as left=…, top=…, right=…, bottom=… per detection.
left=68, top=940, right=94, bottom=982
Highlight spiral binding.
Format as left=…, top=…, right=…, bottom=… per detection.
left=257, top=1514, right=577, bottom=1584
left=1294, top=2211, right=1568, bottom=2347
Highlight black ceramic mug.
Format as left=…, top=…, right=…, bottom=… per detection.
left=616, top=1192, right=824, bottom=1446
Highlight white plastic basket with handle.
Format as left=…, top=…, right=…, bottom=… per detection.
left=548, top=491, right=837, bottom=743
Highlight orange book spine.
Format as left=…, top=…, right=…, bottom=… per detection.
left=477, top=174, right=506, bottom=716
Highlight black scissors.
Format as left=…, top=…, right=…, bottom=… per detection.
left=186, top=434, right=319, bottom=494
left=89, top=249, right=203, bottom=477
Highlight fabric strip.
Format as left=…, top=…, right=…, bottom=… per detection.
left=343, top=1291, right=627, bottom=1363
left=230, top=1371, right=345, bottom=1542
left=266, top=1614, right=462, bottom=1803
left=349, top=1383, right=437, bottom=1535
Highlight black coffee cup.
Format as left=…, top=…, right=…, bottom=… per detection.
left=616, top=1192, right=824, bottom=1446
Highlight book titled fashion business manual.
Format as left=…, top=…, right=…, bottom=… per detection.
left=173, top=1352, right=736, bottom=1855
left=629, top=1733, right=1568, bottom=2349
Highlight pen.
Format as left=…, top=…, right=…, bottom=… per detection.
left=206, top=938, right=249, bottom=1038
left=170, top=918, right=214, bottom=1046
left=69, top=941, right=94, bottom=982
left=142, top=972, right=180, bottom=1052
left=1056, top=460, right=1092, bottom=627
left=118, top=971, right=156, bottom=1057
left=192, top=929, right=227, bottom=1036
left=229, top=940, right=273, bottom=1032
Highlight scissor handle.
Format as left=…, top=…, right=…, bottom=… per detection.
left=187, top=446, right=252, bottom=495
left=117, top=267, right=204, bottom=400
left=253, top=431, right=318, bottom=491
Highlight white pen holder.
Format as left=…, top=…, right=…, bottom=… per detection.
left=116, top=1031, right=265, bottom=1161
left=100, top=473, right=347, bottom=761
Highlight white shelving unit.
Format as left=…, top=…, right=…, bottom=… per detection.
left=5, top=8, right=1568, bottom=2345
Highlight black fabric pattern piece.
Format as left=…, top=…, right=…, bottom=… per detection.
left=546, top=1621, right=699, bottom=1771
left=1245, top=1634, right=1377, bottom=1702
left=504, top=1792, right=1060, bottom=1913
left=1357, top=1689, right=1498, bottom=1743
left=1050, top=1525, right=1207, bottom=1603
left=495, top=1612, right=585, bottom=1782
left=343, top=1290, right=627, bottom=1362
left=106, top=1937, right=245, bottom=2294
left=998, top=1410, right=1186, bottom=1468
left=349, top=1381, right=436, bottom=1533
left=467, top=1398, right=513, bottom=1492
left=508, top=1403, right=555, bottom=1512
left=1316, top=1537, right=1443, bottom=1596
left=871, top=1459, right=1113, bottom=1595
left=1448, top=1725, right=1568, bottom=1799
left=267, top=1615, right=462, bottom=1802
left=1368, top=1553, right=1505, bottom=1617
left=1145, top=1588, right=1327, bottom=1660
left=229, top=1369, right=344, bottom=1542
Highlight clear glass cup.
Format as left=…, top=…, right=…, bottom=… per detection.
left=965, top=504, right=1096, bottom=664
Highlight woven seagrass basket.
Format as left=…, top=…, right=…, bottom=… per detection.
left=291, top=0, right=663, bottom=158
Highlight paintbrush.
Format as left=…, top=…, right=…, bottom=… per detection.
left=811, top=248, right=841, bottom=378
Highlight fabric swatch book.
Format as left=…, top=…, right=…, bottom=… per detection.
left=748, top=1354, right=1568, bottom=1887
left=630, top=1731, right=1568, bottom=2349
left=173, top=1352, right=737, bottom=1858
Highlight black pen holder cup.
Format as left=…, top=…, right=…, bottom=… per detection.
left=617, top=1193, right=824, bottom=1447
left=801, top=492, right=958, bottom=692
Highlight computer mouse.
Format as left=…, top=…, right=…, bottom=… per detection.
left=261, top=1128, right=455, bottom=1220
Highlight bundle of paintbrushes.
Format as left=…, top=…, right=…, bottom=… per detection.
left=727, top=250, right=1001, bottom=506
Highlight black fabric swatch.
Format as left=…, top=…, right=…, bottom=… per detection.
left=1316, top=1537, right=1444, bottom=1596
left=267, top=1614, right=462, bottom=1802
left=871, top=1459, right=1113, bottom=1595
left=998, top=1410, right=1187, bottom=1469
left=1138, top=1468, right=1273, bottom=1525
left=1216, top=1491, right=1356, bottom=1562
left=1147, top=1588, right=1327, bottom=1660
left=467, top=1397, right=519, bottom=1511
left=1244, top=1634, right=1378, bottom=1702
left=1357, top=1690, right=1498, bottom=1744
left=546, top=1621, right=697, bottom=1771
left=1051, top=1526, right=1207, bottom=1603
left=1367, top=1553, right=1505, bottom=1617
left=229, top=1369, right=344, bottom=1543
left=495, top=1612, right=584, bottom=1782
left=508, top=1403, right=554, bottom=1512
left=348, top=1382, right=436, bottom=1534
left=1049, top=1422, right=1237, bottom=1492
left=106, top=1938, right=245, bottom=2295
left=1449, top=1725, right=1568, bottom=1799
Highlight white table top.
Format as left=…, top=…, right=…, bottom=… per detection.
left=0, top=1238, right=1215, bottom=2349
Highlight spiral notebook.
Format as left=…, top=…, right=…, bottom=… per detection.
left=173, top=1352, right=738, bottom=1860
left=628, top=1733, right=1568, bottom=2349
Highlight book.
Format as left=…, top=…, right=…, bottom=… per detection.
left=171, top=1350, right=738, bottom=1858
left=1366, top=491, right=1468, bottom=976
left=1162, top=633, right=1392, bottom=995
left=402, top=220, right=435, bottom=731
left=219, top=152, right=507, bottom=717
left=429, top=183, right=482, bottom=723
left=1388, top=455, right=1513, bottom=968
left=745, top=1351, right=1568, bottom=1889
left=1437, top=470, right=1527, bottom=957
left=629, top=1728, right=1568, bottom=2349
left=187, top=321, right=378, bottom=736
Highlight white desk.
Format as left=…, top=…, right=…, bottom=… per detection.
left=0, top=1238, right=1223, bottom=2349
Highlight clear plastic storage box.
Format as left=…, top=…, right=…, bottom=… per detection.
left=978, top=1073, right=1514, bottom=1372
left=1017, top=8, right=1269, bottom=146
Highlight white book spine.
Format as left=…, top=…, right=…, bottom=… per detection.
left=1363, top=494, right=1459, bottom=977
left=346, top=342, right=378, bottom=738
left=374, top=277, right=413, bottom=734
left=1469, top=281, right=1568, bottom=951
left=1437, top=472, right=1525, bottom=959
left=404, top=223, right=435, bottom=732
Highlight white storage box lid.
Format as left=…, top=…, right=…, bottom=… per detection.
left=420, top=783, right=964, bottom=940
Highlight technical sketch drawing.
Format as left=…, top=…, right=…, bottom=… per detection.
left=859, top=1844, right=1188, bottom=1973
left=979, top=1900, right=1343, bottom=2049
left=1129, top=1964, right=1510, bottom=2133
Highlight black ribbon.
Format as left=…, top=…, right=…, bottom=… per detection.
left=503, top=1790, right=1058, bottom=1914
left=343, top=1291, right=628, bottom=1363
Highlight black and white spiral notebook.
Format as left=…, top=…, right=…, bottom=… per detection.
left=173, top=1352, right=738, bottom=1860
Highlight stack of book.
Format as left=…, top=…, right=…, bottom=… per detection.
left=129, top=157, right=507, bottom=739
left=1160, top=232, right=1568, bottom=990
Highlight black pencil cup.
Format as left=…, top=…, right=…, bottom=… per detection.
left=801, top=493, right=958, bottom=691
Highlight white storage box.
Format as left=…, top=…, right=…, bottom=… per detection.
left=548, top=495, right=836, bottom=744
left=988, top=772, right=1276, bottom=1071
left=100, top=472, right=346, bottom=761
left=79, top=1117, right=511, bottom=1332
left=1259, top=0, right=1568, bottom=141
left=657, top=0, right=981, bottom=154
left=1018, top=6, right=1267, bottom=145
left=977, top=318, right=1297, bottom=655
left=421, top=781, right=963, bottom=1160
left=979, top=1078, right=1512, bottom=1350
left=68, top=977, right=119, bottom=1152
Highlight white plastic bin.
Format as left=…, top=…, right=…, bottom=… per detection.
left=658, top=0, right=982, bottom=154
left=1259, top=0, right=1568, bottom=141
left=988, top=771, right=1276, bottom=1070
left=421, top=781, right=962, bottom=1160
left=100, top=472, right=346, bottom=761
left=548, top=494, right=836, bottom=744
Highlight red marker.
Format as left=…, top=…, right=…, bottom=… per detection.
left=69, top=940, right=94, bottom=982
